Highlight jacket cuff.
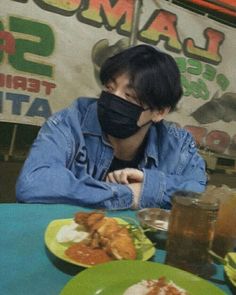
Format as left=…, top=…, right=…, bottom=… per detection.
left=139, top=169, right=166, bottom=208
left=100, top=183, right=133, bottom=210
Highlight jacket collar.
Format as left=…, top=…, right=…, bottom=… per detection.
left=81, top=101, right=102, bottom=136
left=144, top=125, right=159, bottom=166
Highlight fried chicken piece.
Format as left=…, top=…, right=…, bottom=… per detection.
left=96, top=217, right=120, bottom=238
left=74, top=212, right=90, bottom=226
left=74, top=212, right=104, bottom=231
left=103, top=225, right=136, bottom=260
left=96, top=218, right=137, bottom=260
left=89, top=232, right=101, bottom=248
left=86, top=213, right=105, bottom=230
left=73, top=212, right=137, bottom=260
left=108, top=227, right=137, bottom=260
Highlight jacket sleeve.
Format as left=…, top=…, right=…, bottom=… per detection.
left=16, top=110, right=133, bottom=210
left=139, top=134, right=207, bottom=209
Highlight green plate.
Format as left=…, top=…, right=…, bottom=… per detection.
left=60, top=260, right=226, bottom=295
left=45, top=218, right=155, bottom=268
left=225, top=252, right=236, bottom=287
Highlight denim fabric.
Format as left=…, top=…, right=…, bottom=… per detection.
left=16, top=97, right=207, bottom=210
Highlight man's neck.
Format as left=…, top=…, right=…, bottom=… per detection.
left=108, top=125, right=150, bottom=161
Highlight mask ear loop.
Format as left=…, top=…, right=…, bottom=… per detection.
left=139, top=119, right=152, bottom=128
left=137, top=107, right=153, bottom=127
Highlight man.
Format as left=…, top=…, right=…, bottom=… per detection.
left=16, top=44, right=207, bottom=209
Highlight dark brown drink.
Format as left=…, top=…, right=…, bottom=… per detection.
left=165, top=195, right=219, bottom=277
left=212, top=193, right=236, bottom=257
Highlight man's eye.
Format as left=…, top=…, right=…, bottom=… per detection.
left=104, top=86, right=111, bottom=92
left=105, top=85, right=114, bottom=92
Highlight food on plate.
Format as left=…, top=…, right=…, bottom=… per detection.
left=56, top=221, right=89, bottom=243
left=75, top=212, right=136, bottom=260
left=123, top=276, right=188, bottom=295
left=65, top=242, right=112, bottom=265
left=61, top=211, right=137, bottom=265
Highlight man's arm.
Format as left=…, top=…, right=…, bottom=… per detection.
left=140, top=153, right=206, bottom=209
left=16, top=116, right=133, bottom=210
left=106, top=138, right=207, bottom=209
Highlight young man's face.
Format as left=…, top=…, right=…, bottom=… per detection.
left=104, top=73, right=168, bottom=126
left=104, top=73, right=141, bottom=106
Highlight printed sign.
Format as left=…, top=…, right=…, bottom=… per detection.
left=0, top=0, right=236, bottom=156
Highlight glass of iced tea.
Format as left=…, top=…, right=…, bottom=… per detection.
left=212, top=192, right=236, bottom=257
left=165, top=193, right=219, bottom=277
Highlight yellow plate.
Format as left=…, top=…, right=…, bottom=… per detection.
left=45, top=218, right=155, bottom=268
left=224, top=252, right=236, bottom=287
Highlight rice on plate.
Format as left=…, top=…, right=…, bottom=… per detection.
left=123, top=276, right=188, bottom=295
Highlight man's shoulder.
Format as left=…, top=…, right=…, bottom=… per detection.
left=47, top=97, right=97, bottom=124
left=158, top=120, right=195, bottom=147
left=73, top=97, right=97, bottom=108
left=163, top=120, right=190, bottom=136
left=69, top=97, right=97, bottom=116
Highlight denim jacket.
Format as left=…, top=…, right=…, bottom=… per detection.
left=16, top=98, right=207, bottom=210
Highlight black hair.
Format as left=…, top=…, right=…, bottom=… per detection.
left=99, top=44, right=183, bottom=111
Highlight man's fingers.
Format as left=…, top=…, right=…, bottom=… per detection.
left=125, top=168, right=143, bottom=182
left=106, top=173, right=117, bottom=183
left=106, top=168, right=144, bottom=184
left=119, top=170, right=129, bottom=184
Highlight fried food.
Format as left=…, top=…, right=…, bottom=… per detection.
left=74, top=212, right=104, bottom=230
left=74, top=211, right=137, bottom=260
left=108, top=228, right=137, bottom=260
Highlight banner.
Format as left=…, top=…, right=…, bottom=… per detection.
left=0, top=0, right=236, bottom=157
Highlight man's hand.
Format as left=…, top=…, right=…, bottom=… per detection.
left=106, top=168, right=143, bottom=209
left=106, top=168, right=144, bottom=184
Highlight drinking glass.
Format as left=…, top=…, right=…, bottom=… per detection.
left=165, top=193, right=219, bottom=277
left=212, top=192, right=236, bottom=257
left=200, top=186, right=236, bottom=257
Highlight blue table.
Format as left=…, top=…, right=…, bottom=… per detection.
left=0, top=204, right=234, bottom=295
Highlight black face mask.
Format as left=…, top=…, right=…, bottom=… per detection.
left=97, top=91, right=148, bottom=139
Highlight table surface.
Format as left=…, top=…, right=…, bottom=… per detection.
left=0, top=203, right=235, bottom=295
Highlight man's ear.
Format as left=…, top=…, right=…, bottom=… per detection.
left=152, top=107, right=170, bottom=122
